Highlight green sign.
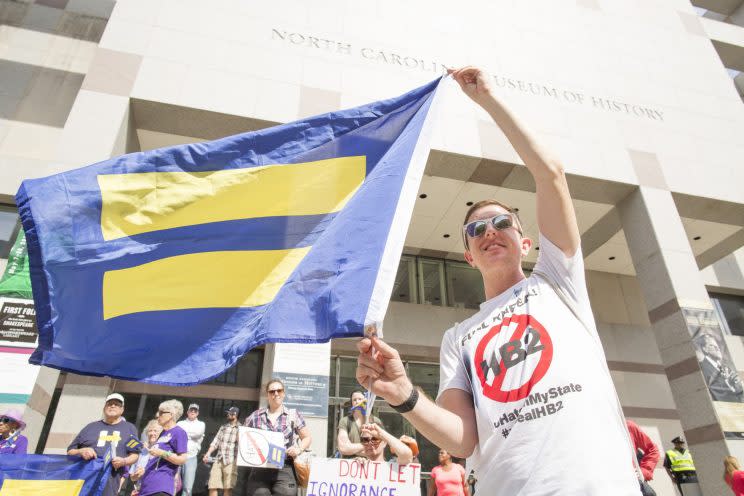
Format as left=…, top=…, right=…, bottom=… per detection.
left=0, top=231, right=32, bottom=299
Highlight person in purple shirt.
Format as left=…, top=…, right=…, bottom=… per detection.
left=134, top=399, right=188, bottom=496
left=0, top=408, right=28, bottom=454
left=68, top=393, right=140, bottom=496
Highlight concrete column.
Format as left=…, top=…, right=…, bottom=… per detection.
left=262, top=342, right=331, bottom=458
left=23, top=366, right=60, bottom=453
left=43, top=374, right=113, bottom=454
left=618, top=186, right=731, bottom=495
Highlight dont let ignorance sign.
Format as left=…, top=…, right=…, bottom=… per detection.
left=308, top=458, right=421, bottom=496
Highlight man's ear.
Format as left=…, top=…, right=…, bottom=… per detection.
left=464, top=249, right=475, bottom=268
left=520, top=237, right=533, bottom=257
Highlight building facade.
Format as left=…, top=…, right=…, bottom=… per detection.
left=1, top=0, right=744, bottom=494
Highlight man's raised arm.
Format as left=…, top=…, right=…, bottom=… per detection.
left=449, top=66, right=580, bottom=257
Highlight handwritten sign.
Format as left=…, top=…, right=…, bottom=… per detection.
left=307, top=458, right=421, bottom=496
left=237, top=427, right=286, bottom=469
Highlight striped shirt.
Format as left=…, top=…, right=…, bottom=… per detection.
left=209, top=423, right=239, bottom=464
left=244, top=406, right=305, bottom=449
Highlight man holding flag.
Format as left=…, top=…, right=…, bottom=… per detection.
left=356, top=67, right=639, bottom=493
left=67, top=393, right=140, bottom=496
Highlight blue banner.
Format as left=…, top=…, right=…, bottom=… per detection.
left=17, top=77, right=443, bottom=385
left=0, top=454, right=108, bottom=495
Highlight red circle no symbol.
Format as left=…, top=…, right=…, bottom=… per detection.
left=474, top=313, right=553, bottom=403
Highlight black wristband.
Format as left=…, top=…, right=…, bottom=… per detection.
left=389, top=386, right=419, bottom=413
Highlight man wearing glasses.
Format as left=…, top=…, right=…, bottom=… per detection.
left=356, top=67, right=638, bottom=493
left=203, top=406, right=241, bottom=496
left=67, top=393, right=140, bottom=496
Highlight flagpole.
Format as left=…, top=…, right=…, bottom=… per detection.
left=363, top=324, right=380, bottom=424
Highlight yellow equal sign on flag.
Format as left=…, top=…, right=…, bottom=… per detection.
left=270, top=446, right=283, bottom=463
left=99, top=156, right=365, bottom=320
left=97, top=156, right=366, bottom=240
left=103, top=247, right=311, bottom=319
left=0, top=479, right=84, bottom=496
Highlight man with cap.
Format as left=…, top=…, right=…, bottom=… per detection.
left=177, top=403, right=206, bottom=496
left=0, top=408, right=28, bottom=454
left=203, top=406, right=240, bottom=496
left=664, top=436, right=697, bottom=493
left=67, top=393, right=140, bottom=496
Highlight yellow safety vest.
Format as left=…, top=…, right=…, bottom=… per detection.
left=666, top=449, right=696, bottom=472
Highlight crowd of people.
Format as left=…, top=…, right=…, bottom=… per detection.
left=0, top=385, right=479, bottom=496
left=7, top=391, right=744, bottom=495
left=0, top=379, right=313, bottom=496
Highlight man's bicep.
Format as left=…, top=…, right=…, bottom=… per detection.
left=437, top=388, right=477, bottom=444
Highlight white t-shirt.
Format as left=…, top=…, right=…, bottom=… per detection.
left=176, top=418, right=205, bottom=458
left=438, top=234, right=638, bottom=495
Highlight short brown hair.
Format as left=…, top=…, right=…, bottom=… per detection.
left=462, top=200, right=523, bottom=249
left=265, top=378, right=285, bottom=392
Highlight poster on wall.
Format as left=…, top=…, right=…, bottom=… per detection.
left=685, top=308, right=744, bottom=438
left=0, top=297, right=40, bottom=405
left=687, top=308, right=744, bottom=403
left=0, top=297, right=38, bottom=348
left=273, top=342, right=330, bottom=417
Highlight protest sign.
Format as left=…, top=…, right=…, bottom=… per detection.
left=307, top=458, right=421, bottom=496
left=237, top=426, right=286, bottom=469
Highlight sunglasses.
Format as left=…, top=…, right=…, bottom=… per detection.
left=463, top=213, right=521, bottom=241
left=268, top=389, right=284, bottom=395
left=157, top=410, right=171, bottom=416
left=360, top=437, right=380, bottom=445
left=0, top=417, right=14, bottom=424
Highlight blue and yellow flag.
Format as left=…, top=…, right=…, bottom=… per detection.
left=0, top=455, right=108, bottom=496
left=124, top=435, right=144, bottom=453
left=17, top=78, right=444, bottom=384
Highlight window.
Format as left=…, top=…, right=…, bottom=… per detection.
left=390, top=256, right=417, bottom=304
left=711, top=293, right=744, bottom=337
left=206, top=350, right=263, bottom=387
left=393, top=255, right=485, bottom=309
left=445, top=260, right=485, bottom=309
left=418, top=258, right=446, bottom=306
left=0, top=206, right=20, bottom=260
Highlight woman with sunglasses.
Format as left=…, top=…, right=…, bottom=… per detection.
left=244, top=378, right=312, bottom=496
left=137, top=399, right=188, bottom=496
left=358, top=422, right=412, bottom=466
left=0, top=409, right=27, bottom=454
